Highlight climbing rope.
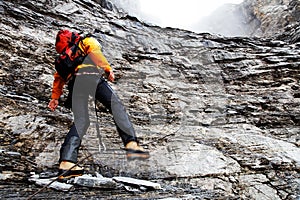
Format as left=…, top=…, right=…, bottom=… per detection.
left=94, top=99, right=106, bottom=153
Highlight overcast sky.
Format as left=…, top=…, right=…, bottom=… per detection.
left=111, top=0, right=244, bottom=35
left=137, top=0, right=243, bottom=30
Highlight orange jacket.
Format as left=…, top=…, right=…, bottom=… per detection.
left=51, top=37, right=112, bottom=100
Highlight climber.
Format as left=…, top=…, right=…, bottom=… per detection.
left=48, top=30, right=149, bottom=179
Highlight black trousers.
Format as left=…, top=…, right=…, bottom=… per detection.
left=59, top=73, right=137, bottom=163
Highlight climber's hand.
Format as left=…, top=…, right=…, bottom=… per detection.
left=48, top=99, right=59, bottom=111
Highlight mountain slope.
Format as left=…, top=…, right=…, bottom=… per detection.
left=0, top=0, right=299, bottom=199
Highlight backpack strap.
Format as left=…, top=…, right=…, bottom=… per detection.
left=70, top=32, right=79, bottom=46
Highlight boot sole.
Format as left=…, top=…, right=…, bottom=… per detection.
left=57, top=169, right=84, bottom=180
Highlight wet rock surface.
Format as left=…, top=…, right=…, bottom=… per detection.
left=0, top=0, right=300, bottom=199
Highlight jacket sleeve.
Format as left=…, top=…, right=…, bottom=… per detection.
left=51, top=72, right=65, bottom=100
left=81, top=37, right=112, bottom=72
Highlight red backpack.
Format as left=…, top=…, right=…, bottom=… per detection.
left=55, top=30, right=87, bottom=80
left=55, top=30, right=81, bottom=54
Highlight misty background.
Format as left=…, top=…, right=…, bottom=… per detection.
left=109, top=0, right=249, bottom=37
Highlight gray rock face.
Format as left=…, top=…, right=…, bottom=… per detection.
left=241, top=0, right=300, bottom=37
left=74, top=175, right=117, bottom=189
left=0, top=0, right=299, bottom=199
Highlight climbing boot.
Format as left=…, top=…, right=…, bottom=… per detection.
left=58, top=161, right=84, bottom=180
left=125, top=141, right=150, bottom=160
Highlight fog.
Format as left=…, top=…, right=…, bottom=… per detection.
left=109, top=0, right=250, bottom=37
